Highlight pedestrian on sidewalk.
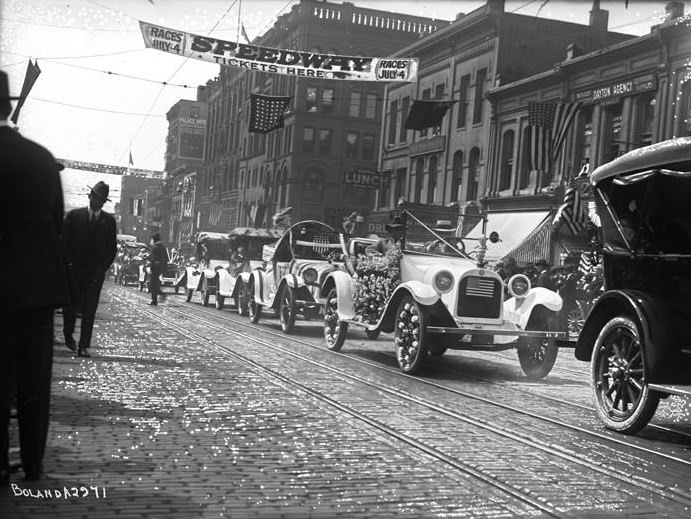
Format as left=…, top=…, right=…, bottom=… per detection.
left=149, top=233, right=168, bottom=305
left=61, top=180, right=117, bottom=357
left=0, top=70, right=73, bottom=485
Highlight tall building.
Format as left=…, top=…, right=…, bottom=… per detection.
left=372, top=0, right=633, bottom=235
left=198, top=0, right=448, bottom=233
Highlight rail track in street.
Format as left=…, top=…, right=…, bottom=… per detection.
left=109, top=285, right=691, bottom=517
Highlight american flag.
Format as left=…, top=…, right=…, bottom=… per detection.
left=249, top=94, right=291, bottom=134
left=528, top=101, right=582, bottom=182
left=404, top=100, right=456, bottom=131
left=553, top=163, right=589, bottom=235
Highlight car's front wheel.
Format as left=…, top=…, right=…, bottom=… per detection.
left=279, top=285, right=297, bottom=333
left=185, top=288, right=193, bottom=302
left=591, top=316, right=660, bottom=434
left=236, top=281, right=249, bottom=316
left=394, top=295, right=428, bottom=374
left=215, top=293, right=225, bottom=310
left=248, top=282, right=262, bottom=323
left=324, top=288, right=347, bottom=351
left=517, top=309, right=558, bottom=379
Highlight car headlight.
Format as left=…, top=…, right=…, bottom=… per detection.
left=433, top=270, right=454, bottom=294
left=302, top=268, right=318, bottom=285
left=507, top=274, right=530, bottom=298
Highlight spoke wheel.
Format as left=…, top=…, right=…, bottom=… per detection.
left=567, top=308, right=585, bottom=339
left=236, top=281, right=249, bottom=316
left=394, top=296, right=428, bottom=374
left=185, top=288, right=193, bottom=302
left=517, top=310, right=559, bottom=380
left=248, top=282, right=262, bottom=323
left=591, top=316, right=659, bottom=434
left=324, top=288, right=348, bottom=351
left=279, top=286, right=297, bottom=333
left=215, top=293, right=225, bottom=310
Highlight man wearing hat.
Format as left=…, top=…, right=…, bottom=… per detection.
left=0, top=70, right=73, bottom=484
left=366, top=215, right=404, bottom=255
left=61, top=180, right=117, bottom=357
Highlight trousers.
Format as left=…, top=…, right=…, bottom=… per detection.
left=63, top=266, right=105, bottom=350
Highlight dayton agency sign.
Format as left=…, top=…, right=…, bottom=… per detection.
left=344, top=169, right=390, bottom=189
left=140, top=21, right=418, bottom=82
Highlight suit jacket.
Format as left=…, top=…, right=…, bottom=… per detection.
left=0, top=126, right=72, bottom=310
left=149, top=242, right=168, bottom=275
left=62, top=207, right=117, bottom=273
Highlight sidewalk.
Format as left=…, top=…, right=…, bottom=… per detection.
left=0, top=285, right=477, bottom=518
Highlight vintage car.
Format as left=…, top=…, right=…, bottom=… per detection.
left=177, top=231, right=229, bottom=304
left=246, top=220, right=359, bottom=333
left=321, top=208, right=566, bottom=378
left=574, top=137, right=691, bottom=434
left=210, top=227, right=282, bottom=312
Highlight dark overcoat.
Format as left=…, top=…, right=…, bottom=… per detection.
left=149, top=241, right=168, bottom=276
left=62, top=207, right=117, bottom=272
left=0, top=126, right=72, bottom=310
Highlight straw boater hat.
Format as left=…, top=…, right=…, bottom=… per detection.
left=432, top=219, right=455, bottom=233
left=87, top=181, right=111, bottom=202
left=0, top=70, right=20, bottom=117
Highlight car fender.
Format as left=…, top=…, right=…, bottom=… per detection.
left=575, top=289, right=675, bottom=383
left=248, top=269, right=272, bottom=305
left=320, top=270, right=356, bottom=320
left=283, top=273, right=306, bottom=289
left=217, top=269, right=234, bottom=295
left=503, top=287, right=562, bottom=331
left=377, top=281, right=440, bottom=334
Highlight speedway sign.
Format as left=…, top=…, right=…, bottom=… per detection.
left=139, top=21, right=418, bottom=82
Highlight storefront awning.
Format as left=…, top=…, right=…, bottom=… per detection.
left=465, top=211, right=550, bottom=263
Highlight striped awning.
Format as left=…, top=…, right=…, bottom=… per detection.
left=466, top=211, right=550, bottom=263
left=504, top=213, right=553, bottom=266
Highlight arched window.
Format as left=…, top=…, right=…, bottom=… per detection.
left=499, top=130, right=514, bottom=191
left=427, top=155, right=438, bottom=204
left=414, top=158, right=424, bottom=203
left=451, top=151, right=463, bottom=203
left=467, top=148, right=481, bottom=201
left=264, top=169, right=273, bottom=214
left=280, top=166, right=289, bottom=207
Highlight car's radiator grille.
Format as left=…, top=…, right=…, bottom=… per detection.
left=457, top=276, right=502, bottom=319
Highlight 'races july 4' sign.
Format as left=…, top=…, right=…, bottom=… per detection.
left=139, top=21, right=418, bottom=82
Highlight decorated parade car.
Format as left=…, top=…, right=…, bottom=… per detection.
left=113, top=235, right=148, bottom=286
left=574, top=137, right=691, bottom=434
left=246, top=220, right=362, bottom=333
left=320, top=208, right=566, bottom=378
left=177, top=231, right=230, bottom=303
left=211, top=227, right=282, bottom=312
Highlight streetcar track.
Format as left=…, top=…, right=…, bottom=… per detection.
left=109, top=286, right=691, bottom=512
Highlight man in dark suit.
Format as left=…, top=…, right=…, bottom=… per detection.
left=0, top=70, right=73, bottom=485
left=61, top=181, right=117, bottom=357
left=148, top=233, right=168, bottom=305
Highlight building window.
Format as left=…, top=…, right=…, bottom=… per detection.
left=468, top=147, right=481, bottom=201
left=451, top=151, right=463, bottom=203
left=318, top=128, right=332, bottom=155
left=395, top=168, right=407, bottom=203
left=303, top=167, right=324, bottom=202
left=603, top=103, right=623, bottom=163
left=399, top=96, right=410, bottom=142
left=519, top=126, right=531, bottom=190
left=378, top=171, right=391, bottom=208
left=322, top=88, right=334, bottom=114
left=362, top=133, right=375, bottom=160
left=637, top=95, right=656, bottom=147
left=349, top=92, right=361, bottom=117
left=499, top=130, right=514, bottom=191
left=388, top=99, right=398, bottom=145
left=346, top=132, right=359, bottom=158
left=302, top=127, right=315, bottom=153
left=364, top=93, right=377, bottom=119
left=680, top=81, right=691, bottom=137
left=306, top=86, right=318, bottom=112
left=432, top=84, right=445, bottom=136
left=414, top=158, right=424, bottom=203
left=420, top=88, right=431, bottom=138
left=473, top=68, right=486, bottom=125
left=427, top=155, right=438, bottom=204
left=577, top=108, right=593, bottom=167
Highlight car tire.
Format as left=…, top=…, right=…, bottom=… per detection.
left=590, top=316, right=660, bottom=435
left=517, top=308, right=559, bottom=380
left=216, top=293, right=225, bottom=310
left=201, top=281, right=210, bottom=307
left=185, top=288, right=193, bottom=303
left=324, top=288, right=348, bottom=351
left=236, top=281, right=248, bottom=316
left=394, top=295, right=428, bottom=374
left=248, top=282, right=262, bottom=323
left=279, top=285, right=297, bottom=334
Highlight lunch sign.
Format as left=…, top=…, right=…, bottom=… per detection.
left=139, top=21, right=418, bottom=82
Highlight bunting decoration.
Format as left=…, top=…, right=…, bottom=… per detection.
left=241, top=23, right=251, bottom=44
left=11, top=60, right=41, bottom=125
left=129, top=150, right=134, bottom=167
left=249, top=93, right=291, bottom=134
left=404, top=100, right=456, bottom=131
left=528, top=101, right=582, bottom=181
left=553, top=163, right=589, bottom=235
left=272, top=206, right=293, bottom=229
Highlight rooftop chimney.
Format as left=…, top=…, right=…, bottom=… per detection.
left=589, top=0, right=609, bottom=32
left=487, top=0, right=505, bottom=14
left=666, top=1, right=684, bottom=20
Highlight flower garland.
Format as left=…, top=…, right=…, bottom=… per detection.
left=353, top=244, right=402, bottom=324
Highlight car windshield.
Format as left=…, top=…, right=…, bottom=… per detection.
left=231, top=237, right=277, bottom=261
left=598, top=168, right=691, bottom=255
left=402, top=209, right=482, bottom=259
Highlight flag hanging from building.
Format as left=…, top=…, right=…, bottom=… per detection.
left=241, top=23, right=251, bottom=44
left=553, top=163, right=589, bottom=235
left=10, top=60, right=41, bottom=125
left=404, top=100, right=456, bottom=131
left=249, top=93, right=291, bottom=134
left=528, top=100, right=582, bottom=176
left=128, top=150, right=134, bottom=167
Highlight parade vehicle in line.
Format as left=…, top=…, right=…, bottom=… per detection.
left=211, top=227, right=282, bottom=313
left=320, top=208, right=567, bottom=378
left=177, top=231, right=229, bottom=303
left=245, top=220, right=375, bottom=333
left=574, top=137, right=691, bottom=434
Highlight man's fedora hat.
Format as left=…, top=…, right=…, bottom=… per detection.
left=432, top=219, right=455, bottom=233
left=87, top=181, right=111, bottom=202
left=0, top=70, right=20, bottom=101
left=385, top=216, right=404, bottom=231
